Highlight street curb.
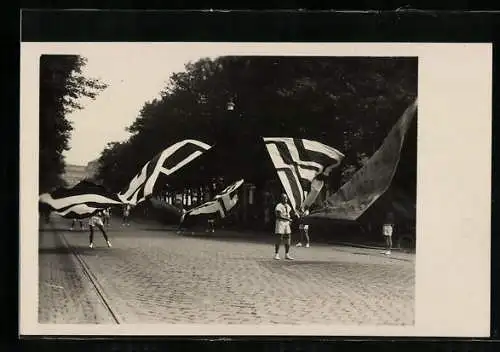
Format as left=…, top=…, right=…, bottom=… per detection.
left=333, top=241, right=415, bottom=254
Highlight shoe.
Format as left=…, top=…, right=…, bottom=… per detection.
left=69, top=228, right=73, bottom=231
left=274, top=254, right=280, bottom=260
left=107, top=241, right=112, bottom=248
left=305, top=243, right=310, bottom=248
left=89, top=243, right=93, bottom=249
left=385, top=250, right=391, bottom=255
left=285, top=254, right=294, bottom=260
left=296, top=242, right=302, bottom=247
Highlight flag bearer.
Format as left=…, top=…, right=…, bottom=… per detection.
left=89, top=210, right=112, bottom=249
left=274, top=193, right=294, bottom=260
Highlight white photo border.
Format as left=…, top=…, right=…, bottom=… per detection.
left=20, top=42, right=492, bottom=337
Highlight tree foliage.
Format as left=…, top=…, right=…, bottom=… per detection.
left=39, top=55, right=108, bottom=193
left=96, top=56, right=417, bottom=195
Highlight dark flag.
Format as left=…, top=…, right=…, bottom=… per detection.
left=39, top=180, right=123, bottom=219
left=309, top=99, right=418, bottom=221
left=118, top=139, right=212, bottom=205
left=263, top=138, right=344, bottom=212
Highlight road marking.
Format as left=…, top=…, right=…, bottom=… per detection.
left=58, top=232, right=121, bottom=324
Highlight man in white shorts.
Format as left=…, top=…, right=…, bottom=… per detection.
left=89, top=210, right=112, bottom=249
left=382, top=212, right=395, bottom=255
left=274, top=193, right=294, bottom=260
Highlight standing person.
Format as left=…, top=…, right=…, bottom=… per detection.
left=177, top=208, right=187, bottom=234
left=122, top=204, right=131, bottom=227
left=102, top=208, right=111, bottom=227
left=88, top=211, right=112, bottom=249
left=296, top=207, right=311, bottom=248
left=382, top=212, right=395, bottom=255
left=70, top=218, right=85, bottom=231
left=206, top=214, right=216, bottom=233
left=106, top=207, right=112, bottom=227
left=274, top=193, right=294, bottom=260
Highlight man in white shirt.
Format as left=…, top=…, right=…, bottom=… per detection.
left=274, top=193, right=294, bottom=260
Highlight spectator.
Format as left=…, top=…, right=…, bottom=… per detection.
left=382, top=212, right=395, bottom=255
left=122, top=204, right=131, bottom=227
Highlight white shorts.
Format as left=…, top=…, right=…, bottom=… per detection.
left=383, top=224, right=393, bottom=237
left=299, top=224, right=309, bottom=230
left=275, top=221, right=291, bottom=235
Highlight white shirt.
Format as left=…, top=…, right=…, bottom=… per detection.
left=275, top=202, right=292, bottom=234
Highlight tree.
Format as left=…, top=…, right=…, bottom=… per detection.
left=39, top=55, right=107, bottom=193
left=96, top=56, right=417, bottom=195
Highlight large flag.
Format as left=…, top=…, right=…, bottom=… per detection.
left=118, top=139, right=212, bottom=205
left=39, top=180, right=123, bottom=219
left=309, top=99, right=418, bottom=221
left=263, top=138, right=344, bottom=212
left=182, top=179, right=244, bottom=222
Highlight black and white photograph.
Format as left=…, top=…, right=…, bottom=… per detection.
left=20, top=43, right=491, bottom=337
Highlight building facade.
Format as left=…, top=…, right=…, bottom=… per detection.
left=61, top=164, right=87, bottom=188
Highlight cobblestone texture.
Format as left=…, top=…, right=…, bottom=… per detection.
left=39, top=218, right=415, bottom=325
left=38, top=225, right=116, bottom=324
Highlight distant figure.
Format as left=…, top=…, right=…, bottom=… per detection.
left=122, top=204, right=131, bottom=226
left=70, top=218, right=85, bottom=231
left=382, top=212, right=395, bottom=255
left=177, top=208, right=187, bottom=234
left=206, top=215, right=216, bottom=233
left=274, top=193, right=294, bottom=260
left=102, top=209, right=109, bottom=227
left=296, top=207, right=310, bottom=248
left=89, top=211, right=111, bottom=249
left=103, top=208, right=111, bottom=227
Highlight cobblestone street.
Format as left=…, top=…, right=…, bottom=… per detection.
left=39, top=217, right=415, bottom=326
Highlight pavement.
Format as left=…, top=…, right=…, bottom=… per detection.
left=38, top=216, right=415, bottom=326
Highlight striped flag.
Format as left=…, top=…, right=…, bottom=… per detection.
left=263, top=138, right=344, bottom=212
left=39, top=180, right=123, bottom=219
left=118, top=139, right=212, bottom=205
left=182, top=179, right=244, bottom=221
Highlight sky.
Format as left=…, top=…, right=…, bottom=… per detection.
left=63, top=46, right=217, bottom=166
left=59, top=42, right=421, bottom=166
